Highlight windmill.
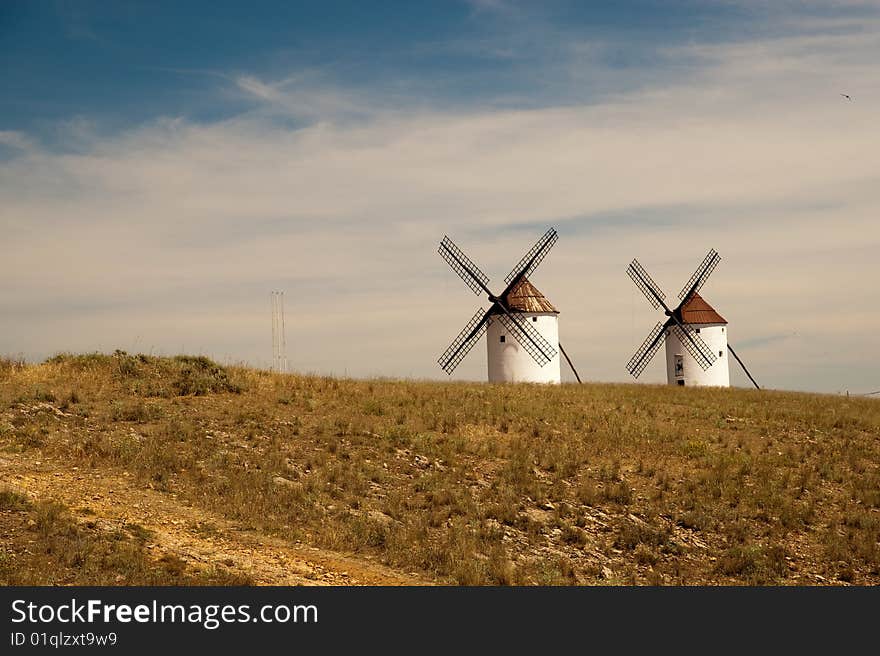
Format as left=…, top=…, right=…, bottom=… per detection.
left=437, top=228, right=581, bottom=383
left=625, top=249, right=759, bottom=389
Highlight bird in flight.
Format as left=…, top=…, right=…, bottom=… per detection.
left=840, top=93, right=853, bottom=100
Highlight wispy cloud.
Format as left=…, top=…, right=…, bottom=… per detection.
left=0, top=130, right=34, bottom=152
left=234, top=73, right=386, bottom=122
left=1, top=10, right=878, bottom=392
left=464, top=0, right=514, bottom=14
left=236, top=75, right=283, bottom=102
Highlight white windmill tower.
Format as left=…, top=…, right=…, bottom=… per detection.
left=625, top=249, right=760, bottom=389
left=437, top=228, right=582, bottom=384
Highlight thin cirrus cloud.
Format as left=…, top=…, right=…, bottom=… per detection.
left=0, top=10, right=878, bottom=394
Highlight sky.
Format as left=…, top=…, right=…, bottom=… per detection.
left=1, top=1, right=879, bottom=394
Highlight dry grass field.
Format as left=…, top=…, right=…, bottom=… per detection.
left=1, top=352, right=878, bottom=585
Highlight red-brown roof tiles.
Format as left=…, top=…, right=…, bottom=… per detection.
left=680, top=292, right=727, bottom=325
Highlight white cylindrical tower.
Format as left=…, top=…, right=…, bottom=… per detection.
left=486, top=278, right=561, bottom=384
left=487, top=312, right=561, bottom=383
left=664, top=293, right=730, bottom=387
left=665, top=323, right=729, bottom=387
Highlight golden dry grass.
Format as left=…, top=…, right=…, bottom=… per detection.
left=1, top=351, right=878, bottom=585
left=0, top=488, right=250, bottom=585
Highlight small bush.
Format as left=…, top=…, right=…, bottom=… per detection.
left=114, top=350, right=142, bottom=377
left=33, top=387, right=56, bottom=402
left=0, top=355, right=26, bottom=376
left=0, top=489, right=31, bottom=511
left=715, top=544, right=788, bottom=583
left=111, top=401, right=163, bottom=423
left=614, top=519, right=669, bottom=551
left=172, top=356, right=242, bottom=396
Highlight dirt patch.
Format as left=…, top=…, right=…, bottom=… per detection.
left=0, top=452, right=429, bottom=586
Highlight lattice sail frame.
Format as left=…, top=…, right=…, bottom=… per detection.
left=437, top=229, right=559, bottom=375
left=627, top=258, right=666, bottom=310
left=670, top=324, right=717, bottom=370
left=678, top=249, right=720, bottom=301
left=626, top=321, right=666, bottom=378
left=504, top=228, right=558, bottom=285
left=439, top=236, right=490, bottom=296
left=438, top=308, right=491, bottom=375
left=626, top=249, right=722, bottom=379
left=496, top=312, right=557, bottom=366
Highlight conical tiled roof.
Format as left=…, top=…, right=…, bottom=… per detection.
left=497, top=277, right=559, bottom=314
left=680, top=292, right=726, bottom=325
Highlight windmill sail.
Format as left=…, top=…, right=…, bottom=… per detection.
left=626, top=321, right=667, bottom=378
left=670, top=323, right=717, bottom=370
left=678, top=249, right=720, bottom=301
left=437, top=227, right=571, bottom=382
left=627, top=258, right=666, bottom=310
left=438, top=308, right=492, bottom=375
left=496, top=311, right=557, bottom=366
left=625, top=249, right=730, bottom=383
left=503, top=228, right=558, bottom=286
left=439, top=236, right=491, bottom=296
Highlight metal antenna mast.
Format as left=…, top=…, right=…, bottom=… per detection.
left=280, top=291, right=288, bottom=373
left=270, top=290, right=287, bottom=373
left=271, top=291, right=277, bottom=372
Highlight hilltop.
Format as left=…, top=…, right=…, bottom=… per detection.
left=1, top=352, right=878, bottom=585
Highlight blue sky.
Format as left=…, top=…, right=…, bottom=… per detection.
left=0, top=1, right=775, bottom=137
left=2, top=1, right=879, bottom=393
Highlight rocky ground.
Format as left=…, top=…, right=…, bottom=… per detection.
left=1, top=448, right=426, bottom=586
left=2, top=353, right=878, bottom=585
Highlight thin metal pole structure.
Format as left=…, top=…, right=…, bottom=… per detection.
left=727, top=344, right=760, bottom=390
left=558, top=342, right=582, bottom=384
left=270, top=292, right=275, bottom=372
left=271, top=291, right=281, bottom=373
left=280, top=291, right=287, bottom=373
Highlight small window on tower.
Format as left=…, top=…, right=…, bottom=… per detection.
left=532, top=316, right=537, bottom=322
left=695, top=328, right=701, bottom=333
left=500, top=335, right=505, bottom=343
left=719, top=350, right=723, bottom=357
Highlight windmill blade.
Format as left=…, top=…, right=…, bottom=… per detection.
left=627, top=258, right=667, bottom=310
left=727, top=344, right=760, bottom=389
left=439, top=236, right=491, bottom=296
left=496, top=311, right=557, bottom=366
left=438, top=307, right=492, bottom=375
left=503, top=228, right=558, bottom=286
left=678, top=249, right=720, bottom=301
left=626, top=321, right=666, bottom=378
left=671, top=323, right=717, bottom=370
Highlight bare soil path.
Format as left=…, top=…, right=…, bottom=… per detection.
left=1, top=451, right=429, bottom=586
